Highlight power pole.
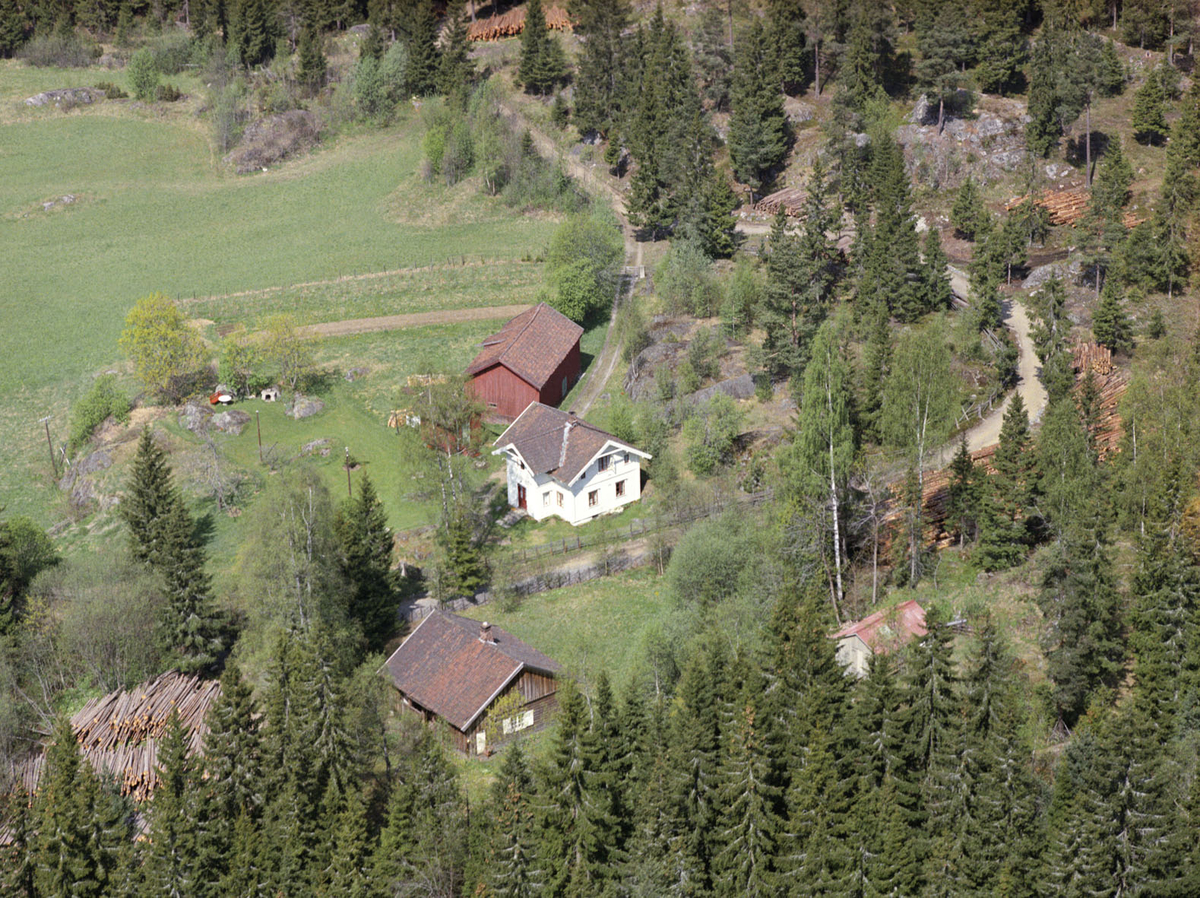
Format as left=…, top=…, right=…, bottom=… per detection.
left=256, top=411, right=263, bottom=464
left=39, top=416, right=58, bottom=479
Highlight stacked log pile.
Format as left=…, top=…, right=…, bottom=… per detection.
left=1072, top=342, right=1127, bottom=458
left=754, top=185, right=807, bottom=217
left=5, top=671, right=221, bottom=803
left=1005, top=189, right=1146, bottom=228
left=466, top=4, right=571, bottom=41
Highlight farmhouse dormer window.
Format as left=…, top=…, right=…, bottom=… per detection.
left=597, top=455, right=609, bottom=472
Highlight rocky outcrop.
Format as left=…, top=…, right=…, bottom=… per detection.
left=25, top=88, right=100, bottom=107
left=895, top=95, right=1029, bottom=189
left=288, top=395, right=325, bottom=419
left=212, top=410, right=251, bottom=435
left=179, top=401, right=213, bottom=434
left=224, top=110, right=320, bottom=174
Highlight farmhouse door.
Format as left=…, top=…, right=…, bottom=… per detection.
left=517, top=484, right=527, bottom=510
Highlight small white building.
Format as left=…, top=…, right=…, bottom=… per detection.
left=492, top=402, right=651, bottom=526
left=830, top=600, right=927, bottom=678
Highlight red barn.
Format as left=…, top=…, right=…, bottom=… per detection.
left=466, top=303, right=583, bottom=421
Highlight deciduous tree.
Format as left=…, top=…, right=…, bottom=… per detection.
left=120, top=293, right=208, bottom=402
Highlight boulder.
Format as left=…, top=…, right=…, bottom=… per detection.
left=224, top=110, right=321, bottom=174
left=1024, top=259, right=1082, bottom=291
left=302, top=438, right=333, bottom=456
left=344, top=367, right=369, bottom=382
left=59, top=449, right=112, bottom=491
left=288, top=395, right=325, bottom=419
left=907, top=94, right=934, bottom=125
left=212, top=409, right=251, bottom=435
left=25, top=88, right=99, bottom=107
left=783, top=98, right=814, bottom=123
left=686, top=374, right=757, bottom=406
left=179, top=401, right=213, bottom=434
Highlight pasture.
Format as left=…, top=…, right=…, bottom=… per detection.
left=0, top=59, right=559, bottom=524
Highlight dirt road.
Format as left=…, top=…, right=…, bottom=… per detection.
left=933, top=270, right=1048, bottom=468
left=300, top=304, right=531, bottom=338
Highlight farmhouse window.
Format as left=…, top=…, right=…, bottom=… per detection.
left=588, top=490, right=598, bottom=507
left=616, top=480, right=626, bottom=497
left=623, top=452, right=630, bottom=464
left=543, top=492, right=551, bottom=507
left=597, top=455, right=610, bottom=472
left=557, top=492, right=564, bottom=507
left=502, top=710, right=535, bottom=734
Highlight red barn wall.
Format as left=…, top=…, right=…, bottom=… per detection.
left=468, top=364, right=539, bottom=420
left=538, top=341, right=582, bottom=408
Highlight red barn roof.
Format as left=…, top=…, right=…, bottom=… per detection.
left=467, top=303, right=583, bottom=390
left=382, top=611, right=561, bottom=732
left=832, top=600, right=927, bottom=654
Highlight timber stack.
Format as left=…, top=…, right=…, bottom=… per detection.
left=5, top=671, right=221, bottom=803
left=466, top=4, right=571, bottom=41
left=754, top=185, right=807, bottom=217
left=1072, top=342, right=1127, bottom=458
left=1005, top=189, right=1146, bottom=228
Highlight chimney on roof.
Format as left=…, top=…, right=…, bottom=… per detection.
left=480, top=621, right=494, bottom=644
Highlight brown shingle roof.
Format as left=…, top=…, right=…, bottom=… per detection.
left=831, top=600, right=927, bottom=654
left=466, top=303, right=584, bottom=389
left=493, top=402, right=647, bottom=484
left=382, top=611, right=561, bottom=732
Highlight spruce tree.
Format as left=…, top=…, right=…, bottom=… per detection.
left=1174, top=81, right=1200, bottom=167
left=915, top=0, right=972, bottom=132
left=436, top=0, right=474, bottom=100
left=765, top=0, right=807, bottom=95
left=487, top=742, right=540, bottom=898
left=1132, top=66, right=1169, bottom=144
left=692, top=3, right=732, bottom=111
left=1025, top=35, right=1059, bottom=156
left=337, top=474, right=398, bottom=652
left=320, top=787, right=373, bottom=897
left=228, top=0, right=276, bottom=67
left=518, top=0, right=564, bottom=96
left=1093, top=278, right=1134, bottom=355
left=122, top=427, right=177, bottom=569
left=1080, top=135, right=1133, bottom=296
left=922, top=226, right=952, bottom=314
left=860, top=132, right=923, bottom=322
left=950, top=175, right=988, bottom=241
left=728, top=19, right=788, bottom=197
left=572, top=0, right=630, bottom=136
left=946, top=437, right=980, bottom=546
left=297, top=21, right=327, bottom=97
left=857, top=303, right=891, bottom=443
left=144, top=709, right=199, bottom=896
left=977, top=393, right=1035, bottom=571
left=974, top=0, right=1026, bottom=95
left=403, top=0, right=439, bottom=97
left=1098, top=38, right=1125, bottom=96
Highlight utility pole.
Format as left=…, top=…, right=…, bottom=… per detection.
left=256, top=410, right=263, bottom=464
left=39, top=416, right=58, bottom=479
left=345, top=447, right=352, bottom=497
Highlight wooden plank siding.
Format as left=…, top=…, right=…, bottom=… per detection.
left=468, top=363, right=540, bottom=421
left=394, top=669, right=559, bottom=756
left=541, top=342, right=582, bottom=409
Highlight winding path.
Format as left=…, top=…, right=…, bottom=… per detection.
left=932, top=269, right=1048, bottom=469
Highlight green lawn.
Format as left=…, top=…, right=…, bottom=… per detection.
left=457, top=566, right=672, bottom=689
left=0, top=63, right=558, bottom=523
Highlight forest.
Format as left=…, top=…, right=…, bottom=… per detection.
left=6, top=0, right=1200, bottom=895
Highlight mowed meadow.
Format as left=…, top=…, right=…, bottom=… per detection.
left=0, top=61, right=559, bottom=524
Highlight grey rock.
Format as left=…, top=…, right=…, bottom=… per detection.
left=59, top=449, right=112, bottom=490
left=854, top=132, right=870, bottom=148
left=179, top=401, right=213, bottom=434
left=25, top=88, right=99, bottom=107
left=288, top=395, right=325, bottom=419
left=1024, top=259, right=1082, bottom=291
left=302, top=438, right=333, bottom=456
left=783, top=98, right=814, bottom=123
left=212, top=409, right=251, bottom=435
left=687, top=374, right=756, bottom=405
left=344, top=367, right=369, bottom=382
left=908, top=94, right=933, bottom=125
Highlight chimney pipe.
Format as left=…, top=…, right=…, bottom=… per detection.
left=480, top=621, right=493, bottom=644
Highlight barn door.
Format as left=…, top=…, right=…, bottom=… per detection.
left=517, top=484, right=527, bottom=510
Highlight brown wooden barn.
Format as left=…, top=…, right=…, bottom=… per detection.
left=381, top=610, right=561, bottom=755
left=466, top=303, right=583, bottom=421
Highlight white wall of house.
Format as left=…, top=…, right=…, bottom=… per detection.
left=836, top=635, right=871, bottom=678
left=503, top=447, right=645, bottom=526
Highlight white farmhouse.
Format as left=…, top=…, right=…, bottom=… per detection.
left=492, top=402, right=651, bottom=526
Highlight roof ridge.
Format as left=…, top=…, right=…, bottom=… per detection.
left=497, top=304, right=541, bottom=365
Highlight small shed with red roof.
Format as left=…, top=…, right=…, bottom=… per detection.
left=466, top=303, right=583, bottom=421
left=382, top=610, right=562, bottom=755
left=831, top=600, right=928, bottom=678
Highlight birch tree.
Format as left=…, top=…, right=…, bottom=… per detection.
left=792, top=316, right=855, bottom=617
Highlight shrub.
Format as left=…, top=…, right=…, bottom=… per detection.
left=353, top=55, right=387, bottom=120
left=442, top=119, right=474, bottom=186
left=68, top=375, right=131, bottom=452
left=682, top=393, right=743, bottom=476
left=127, top=49, right=159, bottom=102
left=658, top=241, right=721, bottom=317
left=687, top=327, right=722, bottom=382
left=148, top=31, right=194, bottom=75
left=616, top=301, right=651, bottom=363
left=94, top=80, right=128, bottom=99
left=544, top=209, right=624, bottom=322
left=550, top=93, right=569, bottom=127
left=155, top=83, right=183, bottom=102
left=18, top=34, right=97, bottom=67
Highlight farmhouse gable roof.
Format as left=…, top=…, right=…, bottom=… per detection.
left=382, top=611, right=561, bottom=732
left=831, top=600, right=928, bottom=654
left=492, top=402, right=649, bottom=485
left=466, top=303, right=583, bottom=390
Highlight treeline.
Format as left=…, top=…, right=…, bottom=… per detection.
left=7, top=534, right=1200, bottom=896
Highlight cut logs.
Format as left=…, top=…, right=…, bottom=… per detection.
left=4, top=671, right=221, bottom=803
left=754, top=185, right=808, bottom=217
left=1071, top=342, right=1127, bottom=459
left=466, top=4, right=571, bottom=41
left=1005, top=189, right=1146, bottom=228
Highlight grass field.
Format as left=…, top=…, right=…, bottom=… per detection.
left=457, top=566, right=673, bottom=689
left=0, top=59, right=559, bottom=524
